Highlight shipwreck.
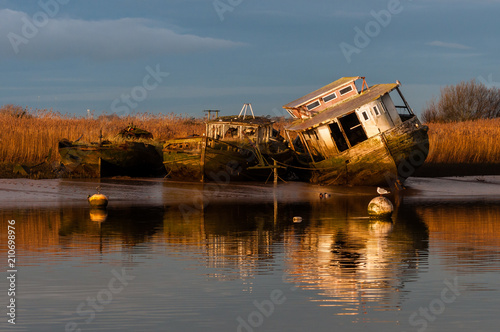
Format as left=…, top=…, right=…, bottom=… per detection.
left=282, top=76, right=429, bottom=186
left=58, top=125, right=165, bottom=177
left=163, top=104, right=292, bottom=182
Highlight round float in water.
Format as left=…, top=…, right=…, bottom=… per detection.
left=89, top=208, right=108, bottom=222
left=88, top=194, right=108, bottom=208
left=367, top=196, right=394, bottom=219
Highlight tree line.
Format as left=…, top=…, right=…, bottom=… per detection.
left=422, top=79, right=500, bottom=123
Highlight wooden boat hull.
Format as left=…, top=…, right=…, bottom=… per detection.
left=163, top=137, right=292, bottom=182
left=58, top=141, right=165, bottom=177
left=293, top=117, right=429, bottom=186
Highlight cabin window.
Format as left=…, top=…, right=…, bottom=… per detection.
left=361, top=111, right=369, bottom=121
left=322, top=92, right=337, bottom=103
left=338, top=112, right=368, bottom=147
left=329, top=122, right=349, bottom=152
left=225, top=126, right=239, bottom=138
left=306, top=100, right=321, bottom=111
left=244, top=127, right=256, bottom=136
left=373, top=106, right=381, bottom=116
left=339, top=85, right=353, bottom=95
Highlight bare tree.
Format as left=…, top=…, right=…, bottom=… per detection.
left=422, top=79, right=500, bottom=123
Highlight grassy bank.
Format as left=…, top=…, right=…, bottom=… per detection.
left=0, top=110, right=205, bottom=177
left=1, top=109, right=499, bottom=178
left=415, top=118, right=500, bottom=177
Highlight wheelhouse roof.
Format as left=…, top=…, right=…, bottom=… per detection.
left=283, top=76, right=361, bottom=109
left=286, top=83, right=399, bottom=132
left=208, top=115, right=274, bottom=126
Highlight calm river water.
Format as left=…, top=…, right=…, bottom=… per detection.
left=1, top=177, right=500, bottom=332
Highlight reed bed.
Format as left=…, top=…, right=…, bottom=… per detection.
left=425, top=118, right=500, bottom=164
left=1, top=106, right=499, bottom=176
left=0, top=109, right=205, bottom=165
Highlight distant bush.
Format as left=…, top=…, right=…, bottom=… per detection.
left=0, top=104, right=31, bottom=118
left=422, top=79, right=500, bottom=123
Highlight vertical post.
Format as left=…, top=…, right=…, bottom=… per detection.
left=273, top=186, right=278, bottom=225
left=98, top=129, right=103, bottom=178
left=98, top=157, right=102, bottom=178
left=200, top=136, right=207, bottom=182
left=273, top=160, right=278, bottom=185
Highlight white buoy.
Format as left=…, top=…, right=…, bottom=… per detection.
left=88, top=193, right=108, bottom=208
left=368, top=196, right=394, bottom=219
left=293, top=216, right=302, bottom=223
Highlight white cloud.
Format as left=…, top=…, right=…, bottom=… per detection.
left=0, top=9, right=244, bottom=60
left=427, top=40, right=472, bottom=50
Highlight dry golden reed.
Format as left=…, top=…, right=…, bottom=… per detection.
left=1, top=106, right=498, bottom=168
left=0, top=109, right=205, bottom=165
left=425, top=118, right=500, bottom=164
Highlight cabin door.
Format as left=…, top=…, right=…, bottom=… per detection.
left=338, top=112, right=368, bottom=147
left=329, top=123, right=349, bottom=152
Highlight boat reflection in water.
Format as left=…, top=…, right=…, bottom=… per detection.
left=0, top=192, right=437, bottom=316
left=281, top=203, right=429, bottom=316
left=159, top=192, right=430, bottom=315
left=2, top=179, right=500, bottom=331
left=2, top=192, right=430, bottom=315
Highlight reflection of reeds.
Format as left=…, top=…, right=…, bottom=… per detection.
left=0, top=208, right=101, bottom=252
left=0, top=109, right=205, bottom=164
left=417, top=205, right=500, bottom=247
left=416, top=205, right=500, bottom=273
left=426, top=118, right=500, bottom=164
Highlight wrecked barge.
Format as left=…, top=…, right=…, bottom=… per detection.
left=283, top=77, right=429, bottom=186
left=58, top=125, right=165, bottom=177
left=163, top=104, right=292, bottom=182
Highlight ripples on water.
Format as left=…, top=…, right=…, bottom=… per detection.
left=0, top=179, right=499, bottom=331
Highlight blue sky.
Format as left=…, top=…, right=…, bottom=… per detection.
left=0, top=0, right=499, bottom=118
